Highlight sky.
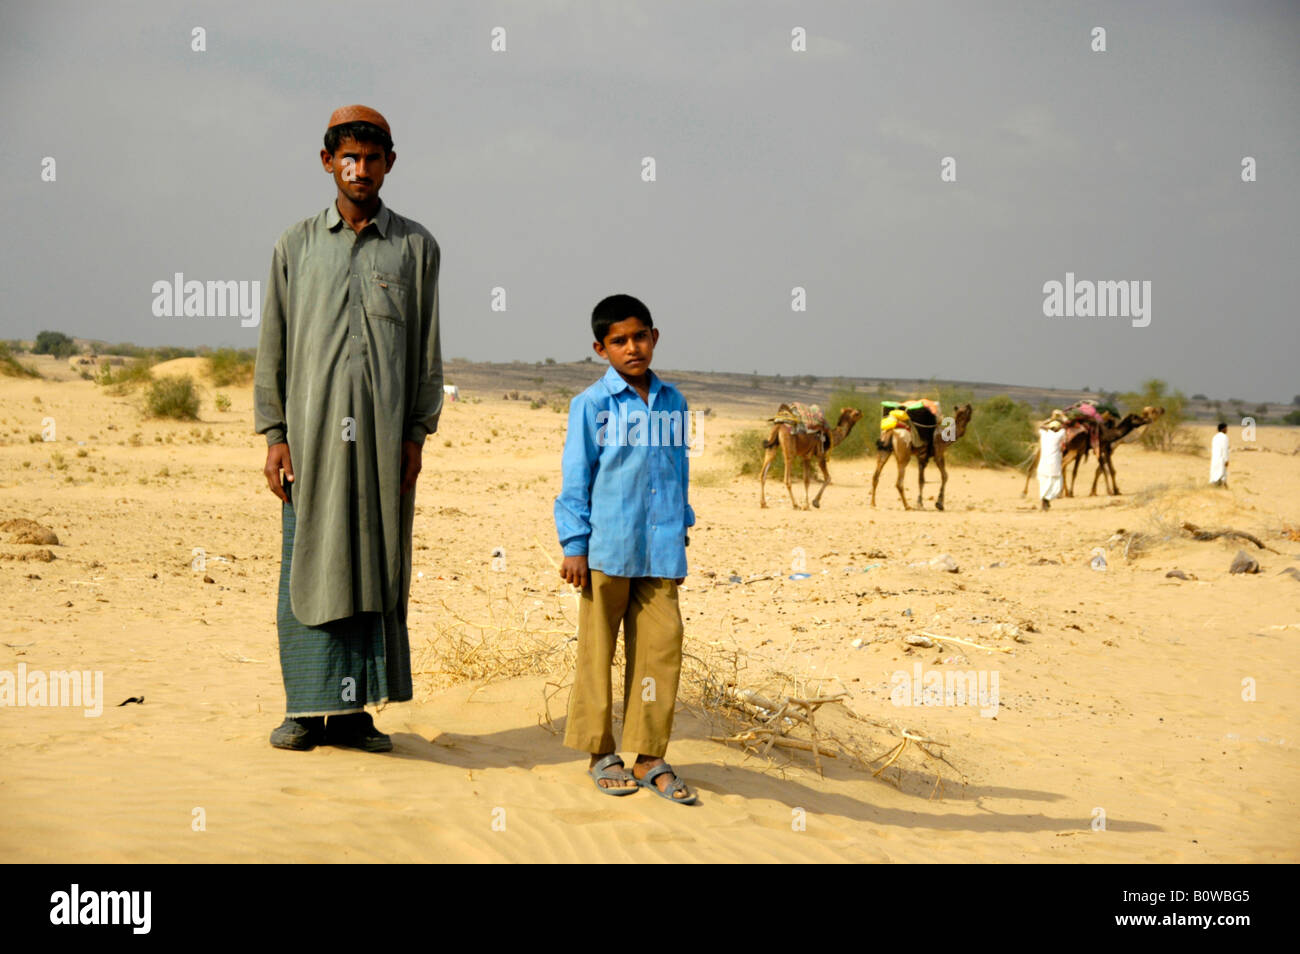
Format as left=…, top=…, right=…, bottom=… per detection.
left=2, top=0, right=1297, bottom=402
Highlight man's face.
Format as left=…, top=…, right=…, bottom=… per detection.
left=321, top=136, right=395, bottom=204
left=594, top=317, right=657, bottom=378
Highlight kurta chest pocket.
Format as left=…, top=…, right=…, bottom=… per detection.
left=364, top=272, right=408, bottom=321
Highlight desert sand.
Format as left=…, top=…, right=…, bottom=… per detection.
left=1, top=357, right=1297, bottom=863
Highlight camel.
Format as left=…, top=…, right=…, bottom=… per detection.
left=759, top=406, right=863, bottom=509
left=870, top=403, right=973, bottom=511
left=1088, top=406, right=1164, bottom=495
left=1022, top=406, right=1164, bottom=497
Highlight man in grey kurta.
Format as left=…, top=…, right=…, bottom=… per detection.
left=254, top=105, right=443, bottom=752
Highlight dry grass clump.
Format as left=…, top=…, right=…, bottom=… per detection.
left=416, top=547, right=965, bottom=795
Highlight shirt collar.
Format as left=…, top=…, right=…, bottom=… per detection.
left=326, top=200, right=391, bottom=238
left=602, top=364, right=661, bottom=398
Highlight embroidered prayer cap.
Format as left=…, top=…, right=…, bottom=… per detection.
left=327, top=105, right=391, bottom=135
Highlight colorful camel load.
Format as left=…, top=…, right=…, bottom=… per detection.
left=879, top=399, right=942, bottom=453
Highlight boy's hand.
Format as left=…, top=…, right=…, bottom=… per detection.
left=560, top=555, right=589, bottom=589
left=265, top=442, right=294, bottom=502
left=674, top=577, right=684, bottom=585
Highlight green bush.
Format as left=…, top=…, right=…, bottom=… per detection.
left=1121, top=378, right=1186, bottom=450
left=208, top=348, right=256, bottom=387
left=146, top=375, right=201, bottom=420
left=725, top=426, right=773, bottom=476
left=98, top=357, right=155, bottom=392
left=824, top=388, right=882, bottom=459
left=942, top=391, right=1036, bottom=468
left=34, top=330, right=77, bottom=359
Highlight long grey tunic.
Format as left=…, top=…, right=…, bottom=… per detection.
left=254, top=201, right=443, bottom=627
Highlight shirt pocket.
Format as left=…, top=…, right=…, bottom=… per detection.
left=364, top=271, right=408, bottom=322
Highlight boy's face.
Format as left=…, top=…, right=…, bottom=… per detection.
left=320, top=136, right=395, bottom=204
left=594, top=317, right=658, bottom=379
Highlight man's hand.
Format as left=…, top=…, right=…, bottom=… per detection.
left=400, top=439, right=423, bottom=495
left=560, top=554, right=589, bottom=589
left=265, top=442, right=294, bottom=502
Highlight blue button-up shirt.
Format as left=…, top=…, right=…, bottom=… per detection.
left=554, top=365, right=696, bottom=580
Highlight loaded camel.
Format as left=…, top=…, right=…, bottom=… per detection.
left=1021, top=406, right=1164, bottom=497
left=870, top=403, right=973, bottom=511
left=759, top=406, right=863, bottom=509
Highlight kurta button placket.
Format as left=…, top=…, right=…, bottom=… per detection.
left=348, top=236, right=363, bottom=366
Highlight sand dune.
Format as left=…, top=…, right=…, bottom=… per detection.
left=1, top=371, right=1297, bottom=862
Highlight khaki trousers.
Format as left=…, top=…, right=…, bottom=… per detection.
left=564, top=570, right=684, bottom=758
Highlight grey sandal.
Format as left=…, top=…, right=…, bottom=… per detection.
left=637, top=762, right=697, bottom=805
left=589, top=753, right=638, bottom=796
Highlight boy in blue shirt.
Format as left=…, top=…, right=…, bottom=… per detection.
left=554, top=294, right=697, bottom=803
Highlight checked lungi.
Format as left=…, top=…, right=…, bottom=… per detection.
left=277, top=480, right=412, bottom=717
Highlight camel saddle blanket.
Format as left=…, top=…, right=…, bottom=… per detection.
left=1066, top=401, right=1102, bottom=423
left=1060, top=402, right=1102, bottom=453
left=773, top=402, right=827, bottom=434
left=773, top=403, right=830, bottom=452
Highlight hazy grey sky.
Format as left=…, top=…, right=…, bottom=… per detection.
left=3, top=1, right=1296, bottom=401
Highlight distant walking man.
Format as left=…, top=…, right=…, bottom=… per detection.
left=1209, top=422, right=1230, bottom=487
left=254, top=105, right=444, bottom=751
left=1037, top=419, right=1067, bottom=510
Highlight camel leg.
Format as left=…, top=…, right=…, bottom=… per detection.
left=811, top=455, right=831, bottom=508
left=1023, top=446, right=1040, bottom=496
left=934, top=449, right=948, bottom=511
left=1106, top=454, right=1121, bottom=495
left=759, top=443, right=779, bottom=508
left=895, top=444, right=911, bottom=511
left=801, top=457, right=812, bottom=510
left=782, top=438, right=798, bottom=510
left=870, top=447, right=890, bottom=507
left=1065, top=452, right=1083, bottom=498
left=915, top=456, right=927, bottom=510
left=1090, top=451, right=1106, bottom=496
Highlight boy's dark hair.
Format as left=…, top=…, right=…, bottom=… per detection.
left=324, top=121, right=394, bottom=156
left=1217, top=422, right=1228, bottom=432
left=592, top=294, right=653, bottom=343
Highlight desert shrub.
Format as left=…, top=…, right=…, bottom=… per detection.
left=1122, top=379, right=1186, bottom=450
left=823, top=388, right=881, bottom=459
left=208, top=348, right=255, bottom=387
left=214, top=393, right=232, bottom=412
left=725, top=426, right=772, bottom=476
left=98, top=357, right=155, bottom=392
left=943, top=391, right=1036, bottom=468
left=146, top=375, right=200, bottom=420
left=0, top=342, right=40, bottom=378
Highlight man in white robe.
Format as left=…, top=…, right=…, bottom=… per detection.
left=1209, top=422, right=1230, bottom=486
left=1037, top=421, right=1067, bottom=510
